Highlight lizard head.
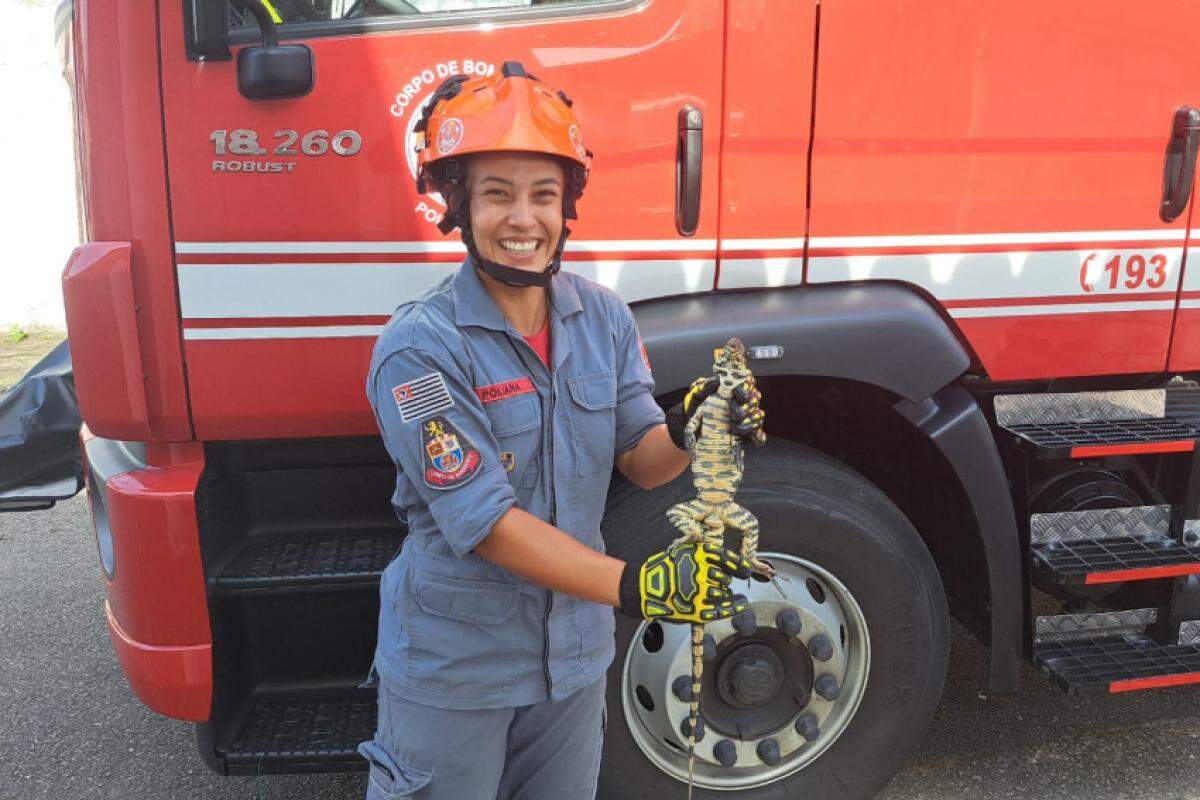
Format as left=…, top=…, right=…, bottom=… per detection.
left=713, top=337, right=752, bottom=398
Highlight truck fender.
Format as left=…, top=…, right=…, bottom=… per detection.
left=633, top=283, right=1023, bottom=693
left=633, top=282, right=970, bottom=401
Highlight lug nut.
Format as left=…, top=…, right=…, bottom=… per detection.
left=794, top=713, right=820, bottom=741
left=702, top=634, right=717, bottom=662
left=775, top=608, right=802, bottom=637
left=732, top=608, right=758, bottom=636
left=757, top=737, right=782, bottom=766
left=680, top=715, right=706, bottom=742
left=814, top=674, right=840, bottom=701
left=713, top=738, right=737, bottom=767
left=808, top=634, right=834, bottom=662
left=672, top=675, right=694, bottom=702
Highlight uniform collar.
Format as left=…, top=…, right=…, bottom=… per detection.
left=452, top=257, right=583, bottom=332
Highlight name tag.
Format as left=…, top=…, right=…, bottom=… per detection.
left=475, top=377, right=535, bottom=404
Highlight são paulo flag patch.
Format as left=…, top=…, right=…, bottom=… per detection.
left=393, top=372, right=454, bottom=423
left=421, top=416, right=481, bottom=489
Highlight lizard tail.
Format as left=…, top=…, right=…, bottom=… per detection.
left=687, top=621, right=703, bottom=800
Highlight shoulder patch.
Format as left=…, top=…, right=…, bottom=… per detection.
left=421, top=416, right=481, bottom=489
left=639, top=337, right=651, bottom=372
left=394, top=372, right=454, bottom=423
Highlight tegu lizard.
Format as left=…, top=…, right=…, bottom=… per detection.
left=666, top=337, right=770, bottom=797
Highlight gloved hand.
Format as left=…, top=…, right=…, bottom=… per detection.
left=666, top=376, right=718, bottom=449
left=730, top=378, right=766, bottom=446
left=666, top=375, right=767, bottom=449
left=618, top=541, right=753, bottom=623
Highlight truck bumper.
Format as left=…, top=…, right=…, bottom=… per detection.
left=106, top=601, right=212, bottom=721
left=81, top=427, right=213, bottom=722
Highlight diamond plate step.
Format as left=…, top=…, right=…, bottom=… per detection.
left=995, top=389, right=1200, bottom=459
left=1035, top=608, right=1157, bottom=644
left=214, top=529, right=404, bottom=594
left=1033, top=635, right=1200, bottom=694
left=1034, top=538, right=1200, bottom=585
left=223, top=688, right=376, bottom=773
left=1029, top=507, right=1200, bottom=585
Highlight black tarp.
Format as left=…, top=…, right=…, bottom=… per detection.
left=0, top=340, right=84, bottom=511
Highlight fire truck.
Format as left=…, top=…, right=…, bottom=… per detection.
left=50, top=0, right=1200, bottom=797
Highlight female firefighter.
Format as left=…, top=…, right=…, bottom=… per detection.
left=360, top=62, right=765, bottom=800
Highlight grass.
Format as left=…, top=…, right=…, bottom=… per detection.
left=0, top=324, right=67, bottom=395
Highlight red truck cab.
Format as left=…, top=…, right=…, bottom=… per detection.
left=57, top=1, right=1200, bottom=797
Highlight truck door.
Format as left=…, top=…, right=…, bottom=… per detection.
left=715, top=2, right=818, bottom=289
left=807, top=0, right=1193, bottom=381
left=159, top=0, right=725, bottom=440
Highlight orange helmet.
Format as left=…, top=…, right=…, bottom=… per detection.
left=413, top=63, right=591, bottom=290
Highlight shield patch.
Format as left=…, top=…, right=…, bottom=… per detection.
left=421, top=416, right=481, bottom=489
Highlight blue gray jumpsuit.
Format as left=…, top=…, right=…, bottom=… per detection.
left=359, top=259, right=664, bottom=800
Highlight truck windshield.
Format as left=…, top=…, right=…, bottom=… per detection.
left=228, top=0, right=570, bottom=26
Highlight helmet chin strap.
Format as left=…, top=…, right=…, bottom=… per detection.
left=462, top=221, right=572, bottom=289
left=435, top=170, right=575, bottom=289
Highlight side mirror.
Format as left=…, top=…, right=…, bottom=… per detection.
left=235, top=1, right=314, bottom=101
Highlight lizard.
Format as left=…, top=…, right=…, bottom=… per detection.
left=665, top=337, right=770, bottom=798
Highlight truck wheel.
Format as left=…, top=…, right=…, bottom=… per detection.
left=599, top=440, right=949, bottom=799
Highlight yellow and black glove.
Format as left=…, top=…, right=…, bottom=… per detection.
left=666, top=376, right=719, bottom=449
left=730, top=378, right=766, bottom=446
left=619, top=542, right=753, bottom=623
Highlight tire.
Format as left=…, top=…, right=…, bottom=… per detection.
left=598, top=439, right=950, bottom=800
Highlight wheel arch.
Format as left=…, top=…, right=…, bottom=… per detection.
left=632, top=283, right=1023, bottom=693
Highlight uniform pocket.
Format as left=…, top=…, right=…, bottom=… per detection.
left=566, top=371, right=617, bottom=476
left=413, top=572, right=519, bottom=624
left=406, top=571, right=520, bottom=696
left=358, top=740, right=432, bottom=800
left=484, top=393, right=542, bottom=488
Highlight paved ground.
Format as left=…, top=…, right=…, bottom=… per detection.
left=2, top=495, right=1198, bottom=800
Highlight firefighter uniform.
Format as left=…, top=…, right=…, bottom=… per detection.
left=359, top=257, right=664, bottom=798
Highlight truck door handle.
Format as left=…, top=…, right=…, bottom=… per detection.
left=676, top=106, right=703, bottom=236
left=1160, top=106, right=1200, bottom=223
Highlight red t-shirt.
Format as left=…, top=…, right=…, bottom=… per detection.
left=523, top=317, right=551, bottom=368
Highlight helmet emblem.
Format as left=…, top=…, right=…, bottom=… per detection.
left=437, top=118, right=464, bottom=155
left=569, top=125, right=587, bottom=160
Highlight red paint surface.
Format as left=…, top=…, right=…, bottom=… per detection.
left=1070, top=440, right=1195, bottom=458
left=185, top=337, right=379, bottom=439
left=718, top=1, right=817, bottom=242
left=1110, top=672, right=1200, bottom=693
left=807, top=0, right=1198, bottom=378
left=62, top=243, right=152, bottom=440
left=1085, top=563, right=1200, bottom=584
left=156, top=0, right=725, bottom=438
left=107, top=602, right=212, bottom=722
left=1168, top=300, right=1200, bottom=371
left=74, top=1, right=191, bottom=440
left=955, top=310, right=1175, bottom=380
left=102, top=442, right=210, bottom=648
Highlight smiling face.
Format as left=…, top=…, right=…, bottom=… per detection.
left=466, top=152, right=565, bottom=273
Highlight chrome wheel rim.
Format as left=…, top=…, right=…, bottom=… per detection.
left=620, top=552, right=871, bottom=790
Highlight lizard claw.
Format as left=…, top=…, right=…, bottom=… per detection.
left=748, top=557, right=776, bottom=580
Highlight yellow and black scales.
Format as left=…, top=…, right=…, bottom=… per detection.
left=667, top=337, right=771, bottom=795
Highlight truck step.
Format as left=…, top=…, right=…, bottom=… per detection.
left=1030, top=506, right=1200, bottom=585
left=1033, top=537, right=1200, bottom=585
left=995, top=389, right=1200, bottom=459
left=1032, top=635, right=1200, bottom=694
left=214, top=529, right=404, bottom=594
left=223, top=687, right=376, bottom=773
left=1035, top=608, right=1157, bottom=643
